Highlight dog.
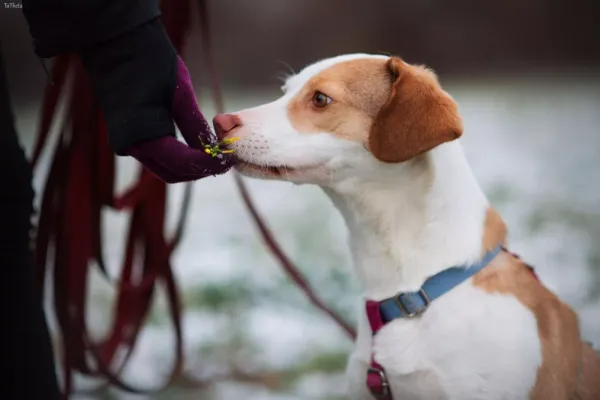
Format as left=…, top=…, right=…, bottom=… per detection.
left=212, top=54, right=600, bottom=400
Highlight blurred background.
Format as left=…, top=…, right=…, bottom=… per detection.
left=2, top=1, right=600, bottom=399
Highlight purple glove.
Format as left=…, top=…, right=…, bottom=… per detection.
left=125, top=56, right=235, bottom=183
left=80, top=18, right=236, bottom=183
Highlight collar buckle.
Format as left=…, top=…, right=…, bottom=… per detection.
left=394, top=288, right=431, bottom=318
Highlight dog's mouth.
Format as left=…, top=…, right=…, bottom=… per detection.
left=235, top=162, right=297, bottom=178
left=235, top=159, right=330, bottom=184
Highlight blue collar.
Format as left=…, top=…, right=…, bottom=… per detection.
left=377, top=245, right=502, bottom=321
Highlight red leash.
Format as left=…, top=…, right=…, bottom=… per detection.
left=32, top=1, right=191, bottom=396
left=196, top=0, right=357, bottom=341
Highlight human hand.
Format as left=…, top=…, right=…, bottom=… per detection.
left=125, top=56, right=236, bottom=183
left=81, top=18, right=236, bottom=183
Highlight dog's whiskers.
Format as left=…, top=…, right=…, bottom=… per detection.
left=281, top=164, right=291, bottom=180
left=276, top=60, right=296, bottom=76
left=328, top=168, right=334, bottom=186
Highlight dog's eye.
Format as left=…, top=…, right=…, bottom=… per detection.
left=312, top=91, right=332, bottom=108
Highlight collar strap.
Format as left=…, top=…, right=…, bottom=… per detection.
left=364, top=245, right=503, bottom=400
left=367, top=244, right=502, bottom=332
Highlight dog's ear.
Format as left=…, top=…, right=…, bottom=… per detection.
left=368, top=57, right=463, bottom=163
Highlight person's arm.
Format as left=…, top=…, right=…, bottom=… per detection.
left=22, top=0, right=160, bottom=59
left=22, top=0, right=234, bottom=183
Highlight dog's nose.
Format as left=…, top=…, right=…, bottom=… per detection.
left=213, top=113, right=241, bottom=140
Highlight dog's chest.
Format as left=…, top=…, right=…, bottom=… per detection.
left=362, top=282, right=543, bottom=399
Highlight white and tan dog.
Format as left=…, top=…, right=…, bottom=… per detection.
left=212, top=54, right=600, bottom=400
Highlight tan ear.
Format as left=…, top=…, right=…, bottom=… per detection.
left=368, top=57, right=463, bottom=163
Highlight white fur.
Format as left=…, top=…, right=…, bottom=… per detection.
left=228, top=54, right=542, bottom=399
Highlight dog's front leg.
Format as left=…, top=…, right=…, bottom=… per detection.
left=346, top=351, right=374, bottom=400
left=346, top=304, right=377, bottom=400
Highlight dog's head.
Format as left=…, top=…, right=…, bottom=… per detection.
left=213, top=54, right=462, bottom=186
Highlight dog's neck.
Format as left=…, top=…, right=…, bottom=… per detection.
left=324, top=141, right=494, bottom=300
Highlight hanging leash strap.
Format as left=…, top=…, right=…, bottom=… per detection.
left=32, top=0, right=195, bottom=397
left=196, top=0, right=356, bottom=341
left=364, top=245, right=503, bottom=400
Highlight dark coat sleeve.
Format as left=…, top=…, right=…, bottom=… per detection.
left=22, top=0, right=179, bottom=155
left=79, top=17, right=178, bottom=154
left=22, top=0, right=161, bottom=58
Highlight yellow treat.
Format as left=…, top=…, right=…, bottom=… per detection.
left=221, top=137, right=241, bottom=145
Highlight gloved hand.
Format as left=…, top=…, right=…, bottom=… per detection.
left=125, top=55, right=235, bottom=183
left=80, top=17, right=234, bottom=183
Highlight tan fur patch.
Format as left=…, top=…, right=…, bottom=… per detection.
left=475, top=209, right=600, bottom=399
left=286, top=58, right=392, bottom=143
left=286, top=56, right=463, bottom=163
left=575, top=342, right=600, bottom=399
left=482, top=208, right=507, bottom=253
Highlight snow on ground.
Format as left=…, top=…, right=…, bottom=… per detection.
left=15, top=77, right=600, bottom=399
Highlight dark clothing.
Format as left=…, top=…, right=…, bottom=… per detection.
left=22, top=0, right=161, bottom=59
left=21, top=0, right=233, bottom=178
left=22, top=0, right=177, bottom=155
left=0, top=45, right=61, bottom=400
left=4, top=2, right=165, bottom=395
left=1, top=2, right=225, bottom=397
left=80, top=17, right=177, bottom=155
